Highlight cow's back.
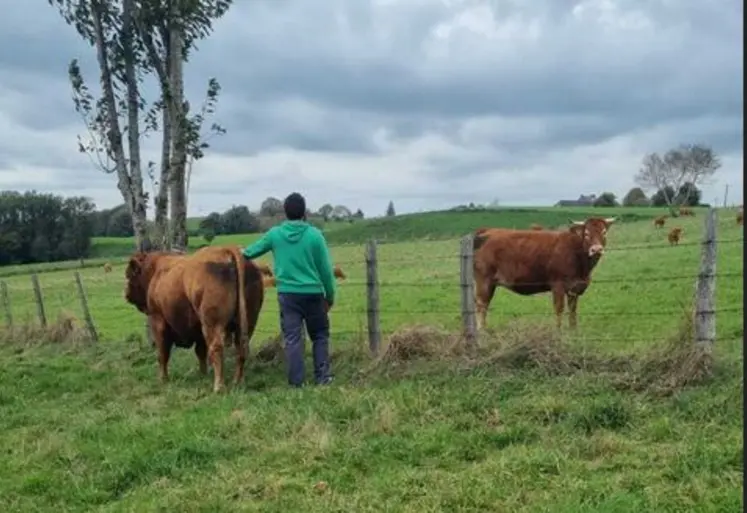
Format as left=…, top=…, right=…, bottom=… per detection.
left=475, top=229, right=586, bottom=293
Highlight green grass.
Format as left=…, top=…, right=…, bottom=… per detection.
left=0, top=209, right=743, bottom=511
left=1, top=207, right=669, bottom=278
left=322, top=206, right=668, bottom=245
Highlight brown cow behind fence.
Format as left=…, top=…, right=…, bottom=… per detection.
left=472, top=217, right=616, bottom=330
left=653, top=216, right=667, bottom=228
left=262, top=264, right=347, bottom=289
left=679, top=207, right=695, bottom=217
left=667, top=227, right=683, bottom=246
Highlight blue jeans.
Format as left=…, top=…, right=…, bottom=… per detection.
left=277, top=292, right=332, bottom=387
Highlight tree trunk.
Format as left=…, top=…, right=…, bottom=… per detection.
left=168, top=15, right=188, bottom=251
left=153, top=106, right=172, bottom=250
left=92, top=0, right=149, bottom=249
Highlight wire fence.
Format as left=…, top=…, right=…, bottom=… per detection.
left=0, top=209, right=742, bottom=354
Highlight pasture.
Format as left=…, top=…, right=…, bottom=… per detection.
left=0, top=209, right=743, bottom=512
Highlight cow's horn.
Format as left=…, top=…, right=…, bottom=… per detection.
left=569, top=219, right=584, bottom=226
left=605, top=217, right=617, bottom=224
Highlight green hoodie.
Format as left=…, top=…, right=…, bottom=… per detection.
left=242, top=220, right=336, bottom=305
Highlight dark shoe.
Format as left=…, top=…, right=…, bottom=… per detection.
left=316, top=376, right=334, bottom=386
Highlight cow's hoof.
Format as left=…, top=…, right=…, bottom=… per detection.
left=213, top=384, right=226, bottom=394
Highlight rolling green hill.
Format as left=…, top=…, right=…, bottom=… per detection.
left=0, top=206, right=689, bottom=277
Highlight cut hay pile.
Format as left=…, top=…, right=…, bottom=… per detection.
left=613, top=315, right=714, bottom=396
left=362, top=317, right=715, bottom=396
left=379, top=324, right=464, bottom=362
left=0, top=311, right=93, bottom=346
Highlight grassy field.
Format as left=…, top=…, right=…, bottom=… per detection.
left=0, top=206, right=677, bottom=278
left=0, top=208, right=743, bottom=511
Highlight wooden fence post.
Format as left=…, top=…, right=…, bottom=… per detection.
left=460, top=234, right=477, bottom=346
left=0, top=281, right=12, bottom=328
left=365, top=239, right=381, bottom=356
left=74, top=272, right=99, bottom=343
left=694, top=207, right=717, bottom=350
left=30, top=273, right=47, bottom=328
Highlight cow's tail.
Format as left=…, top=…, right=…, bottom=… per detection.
left=228, top=246, right=249, bottom=346
left=473, top=228, right=490, bottom=251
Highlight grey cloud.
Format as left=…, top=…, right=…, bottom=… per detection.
left=202, top=1, right=741, bottom=120
left=0, top=0, right=742, bottom=212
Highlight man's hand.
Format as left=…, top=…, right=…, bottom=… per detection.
left=324, top=300, right=332, bottom=313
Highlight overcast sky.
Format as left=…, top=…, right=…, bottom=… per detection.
left=0, top=0, right=742, bottom=217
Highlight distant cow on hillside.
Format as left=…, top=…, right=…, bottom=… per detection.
left=667, top=227, right=683, bottom=246
left=262, top=264, right=347, bottom=289
left=737, top=206, right=743, bottom=226
left=530, top=223, right=543, bottom=231
left=103, top=262, right=112, bottom=273
left=472, top=217, right=616, bottom=330
left=679, top=207, right=695, bottom=217
left=653, top=216, right=667, bottom=228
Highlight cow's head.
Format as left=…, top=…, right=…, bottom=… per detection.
left=569, top=217, right=616, bottom=258
left=255, top=262, right=274, bottom=278
left=124, top=252, right=152, bottom=313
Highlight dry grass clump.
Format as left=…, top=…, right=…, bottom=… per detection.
left=614, top=315, right=714, bottom=396
left=0, top=311, right=93, bottom=346
left=379, top=324, right=465, bottom=363
left=479, top=321, right=581, bottom=375
left=362, top=317, right=715, bottom=396
left=253, top=334, right=284, bottom=364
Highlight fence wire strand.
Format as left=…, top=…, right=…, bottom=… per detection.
left=0, top=226, right=742, bottom=354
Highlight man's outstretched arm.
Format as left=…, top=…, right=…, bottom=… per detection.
left=243, top=230, right=274, bottom=259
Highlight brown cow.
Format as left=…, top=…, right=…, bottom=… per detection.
left=103, top=262, right=113, bottom=273
left=255, top=262, right=274, bottom=279
left=196, top=245, right=276, bottom=288
left=653, top=216, right=667, bottom=228
left=473, top=217, right=616, bottom=330
left=667, top=227, right=683, bottom=246
left=737, top=207, right=743, bottom=225
left=530, top=223, right=543, bottom=231
left=125, top=247, right=258, bottom=392
left=679, top=207, right=694, bottom=217
left=262, top=264, right=347, bottom=289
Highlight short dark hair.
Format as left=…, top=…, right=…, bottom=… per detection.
left=284, top=192, right=306, bottom=220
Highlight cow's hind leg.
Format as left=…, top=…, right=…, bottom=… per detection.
left=551, top=283, right=566, bottom=330
left=232, top=330, right=247, bottom=387
left=194, top=338, right=208, bottom=376
left=203, top=324, right=227, bottom=393
left=474, top=277, right=497, bottom=330
left=151, top=316, right=173, bottom=383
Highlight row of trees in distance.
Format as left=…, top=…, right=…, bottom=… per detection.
left=0, top=190, right=372, bottom=265
left=0, top=191, right=95, bottom=265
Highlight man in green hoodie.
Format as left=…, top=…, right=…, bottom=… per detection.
left=242, top=192, right=336, bottom=387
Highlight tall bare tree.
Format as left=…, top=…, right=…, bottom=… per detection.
left=50, top=0, right=230, bottom=251
left=635, top=144, right=721, bottom=214
left=52, top=0, right=151, bottom=249
left=135, top=0, right=230, bottom=250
